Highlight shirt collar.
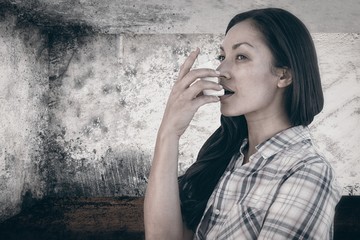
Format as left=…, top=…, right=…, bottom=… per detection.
left=254, top=125, right=312, bottom=159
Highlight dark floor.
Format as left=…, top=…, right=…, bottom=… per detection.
left=0, top=197, right=145, bottom=240
left=0, top=196, right=359, bottom=240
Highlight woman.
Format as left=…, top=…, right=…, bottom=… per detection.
left=144, top=8, right=341, bottom=240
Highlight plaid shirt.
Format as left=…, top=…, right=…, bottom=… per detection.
left=194, top=126, right=342, bottom=240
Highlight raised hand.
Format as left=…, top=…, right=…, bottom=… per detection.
left=159, top=48, right=222, bottom=138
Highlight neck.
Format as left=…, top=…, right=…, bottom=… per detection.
left=243, top=111, right=292, bottom=163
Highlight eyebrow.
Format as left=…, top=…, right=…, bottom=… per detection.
left=220, top=42, right=254, bottom=51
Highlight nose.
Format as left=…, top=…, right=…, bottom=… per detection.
left=216, top=64, right=231, bottom=81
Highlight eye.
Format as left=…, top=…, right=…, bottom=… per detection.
left=216, top=55, right=225, bottom=62
left=236, top=54, right=247, bottom=60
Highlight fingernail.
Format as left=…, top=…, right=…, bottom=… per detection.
left=215, top=70, right=221, bottom=75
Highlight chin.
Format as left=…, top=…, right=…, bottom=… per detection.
left=220, top=107, right=243, bottom=117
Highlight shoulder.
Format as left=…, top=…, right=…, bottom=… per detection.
left=274, top=145, right=342, bottom=212
left=272, top=134, right=341, bottom=192
left=278, top=145, right=342, bottom=204
left=280, top=142, right=335, bottom=183
left=273, top=128, right=332, bottom=172
left=287, top=139, right=334, bottom=175
left=261, top=125, right=328, bottom=170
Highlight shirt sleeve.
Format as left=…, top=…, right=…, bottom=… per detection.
left=258, top=161, right=341, bottom=240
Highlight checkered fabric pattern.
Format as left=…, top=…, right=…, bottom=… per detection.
left=194, top=126, right=342, bottom=240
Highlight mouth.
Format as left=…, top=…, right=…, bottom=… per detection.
left=221, top=83, right=235, bottom=95
left=219, top=82, right=234, bottom=94
left=219, top=85, right=235, bottom=100
left=224, top=89, right=235, bottom=95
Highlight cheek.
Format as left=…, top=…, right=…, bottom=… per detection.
left=250, top=76, right=279, bottom=102
left=252, top=64, right=279, bottom=90
left=233, top=75, right=278, bottom=110
left=241, top=70, right=278, bottom=99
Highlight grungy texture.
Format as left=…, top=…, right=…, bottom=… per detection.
left=0, top=8, right=49, bottom=221
left=46, top=31, right=152, bottom=197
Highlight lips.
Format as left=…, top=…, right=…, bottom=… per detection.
left=221, top=85, right=235, bottom=95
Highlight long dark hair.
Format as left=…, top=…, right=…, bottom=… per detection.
left=179, top=8, right=324, bottom=231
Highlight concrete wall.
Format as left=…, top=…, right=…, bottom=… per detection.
left=0, top=8, right=48, bottom=221
left=0, top=0, right=360, bottom=222
left=45, top=30, right=153, bottom=197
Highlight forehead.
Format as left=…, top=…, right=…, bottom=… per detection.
left=221, top=20, right=265, bottom=50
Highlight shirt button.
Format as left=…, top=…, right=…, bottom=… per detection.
left=214, top=209, right=220, bottom=215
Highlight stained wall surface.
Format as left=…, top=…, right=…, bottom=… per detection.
left=0, top=0, right=359, bottom=222
left=45, top=31, right=153, bottom=197
left=0, top=9, right=48, bottom=221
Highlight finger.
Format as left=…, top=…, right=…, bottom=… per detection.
left=177, top=48, right=200, bottom=81
left=192, top=95, right=220, bottom=110
left=180, top=68, right=221, bottom=89
left=184, top=79, right=223, bottom=99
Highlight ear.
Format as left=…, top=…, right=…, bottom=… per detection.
left=276, top=67, right=292, bottom=88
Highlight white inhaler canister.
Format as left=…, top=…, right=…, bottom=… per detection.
left=196, top=59, right=224, bottom=96
left=202, top=77, right=225, bottom=96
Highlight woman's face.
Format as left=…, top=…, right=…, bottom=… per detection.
left=217, top=20, right=286, bottom=120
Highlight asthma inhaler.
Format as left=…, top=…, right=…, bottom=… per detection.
left=202, top=77, right=224, bottom=96
left=196, top=58, right=224, bottom=96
